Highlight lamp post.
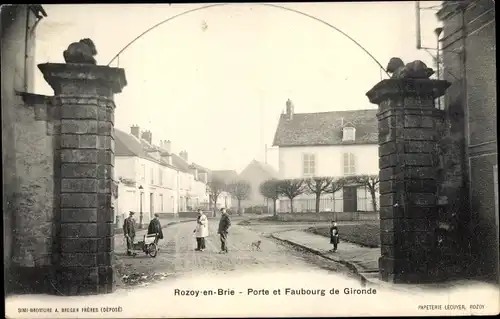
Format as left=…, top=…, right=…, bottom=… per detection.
left=434, top=27, right=443, bottom=80
left=434, top=27, right=443, bottom=110
left=139, top=185, right=144, bottom=228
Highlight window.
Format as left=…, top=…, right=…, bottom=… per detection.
left=140, top=164, right=146, bottom=182
left=159, top=168, right=163, bottom=185
left=303, top=153, right=316, bottom=176
left=150, top=167, right=154, bottom=184
left=343, top=127, right=356, bottom=142
left=343, top=153, right=356, bottom=176
left=159, top=194, right=164, bottom=212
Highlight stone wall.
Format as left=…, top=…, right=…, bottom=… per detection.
left=367, top=78, right=450, bottom=283
left=437, top=0, right=498, bottom=282
left=2, top=5, right=53, bottom=293
left=10, top=96, right=55, bottom=292
left=37, top=62, right=127, bottom=295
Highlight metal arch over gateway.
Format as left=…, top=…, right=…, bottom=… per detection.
left=106, top=3, right=390, bottom=78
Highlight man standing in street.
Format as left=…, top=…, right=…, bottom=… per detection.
left=123, top=211, right=137, bottom=256
left=147, top=213, right=164, bottom=245
left=217, top=208, right=231, bottom=254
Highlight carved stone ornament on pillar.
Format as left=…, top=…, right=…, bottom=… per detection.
left=38, top=39, right=127, bottom=295
left=366, top=58, right=450, bottom=284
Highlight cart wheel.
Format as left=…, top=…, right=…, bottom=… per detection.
left=148, top=243, right=158, bottom=258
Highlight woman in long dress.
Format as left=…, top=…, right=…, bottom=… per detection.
left=193, top=209, right=209, bottom=251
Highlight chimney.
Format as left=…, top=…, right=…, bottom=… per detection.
left=285, top=99, right=294, bottom=120
left=164, top=140, right=171, bottom=153
left=180, top=150, right=188, bottom=162
left=141, top=130, right=152, bottom=144
left=130, top=125, right=140, bottom=138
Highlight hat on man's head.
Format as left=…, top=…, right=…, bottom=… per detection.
left=154, top=213, right=160, bottom=218
left=129, top=211, right=135, bottom=215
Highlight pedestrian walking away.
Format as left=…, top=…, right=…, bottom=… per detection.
left=123, top=211, right=137, bottom=256
left=217, top=208, right=231, bottom=254
left=329, top=221, right=340, bottom=252
left=148, top=213, right=164, bottom=245
left=193, top=209, right=209, bottom=251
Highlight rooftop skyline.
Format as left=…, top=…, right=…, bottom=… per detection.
left=33, top=2, right=442, bottom=173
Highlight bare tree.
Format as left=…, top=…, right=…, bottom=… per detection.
left=325, top=177, right=346, bottom=214
left=259, top=179, right=281, bottom=216
left=325, top=177, right=346, bottom=195
left=348, top=174, right=380, bottom=212
left=305, top=177, right=333, bottom=213
left=228, top=180, right=251, bottom=215
left=206, top=177, right=226, bottom=213
left=278, top=179, right=305, bottom=213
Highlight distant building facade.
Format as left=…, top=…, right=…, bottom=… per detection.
left=238, top=159, right=279, bottom=208
left=211, top=170, right=237, bottom=210
left=272, top=100, right=379, bottom=213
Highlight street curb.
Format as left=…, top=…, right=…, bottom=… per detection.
left=270, top=233, right=372, bottom=286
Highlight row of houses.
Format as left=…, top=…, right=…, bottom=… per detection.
left=113, top=126, right=233, bottom=224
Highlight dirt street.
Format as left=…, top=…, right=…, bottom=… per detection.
left=114, top=219, right=356, bottom=288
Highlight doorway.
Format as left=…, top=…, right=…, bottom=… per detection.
left=343, top=186, right=357, bottom=212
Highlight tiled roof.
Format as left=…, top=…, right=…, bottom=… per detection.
left=114, top=128, right=154, bottom=160
left=212, top=170, right=239, bottom=184
left=115, top=129, right=215, bottom=176
left=272, top=109, right=378, bottom=147
left=190, top=162, right=210, bottom=174
left=240, top=160, right=279, bottom=179
left=115, top=129, right=177, bottom=171
left=171, top=153, right=190, bottom=173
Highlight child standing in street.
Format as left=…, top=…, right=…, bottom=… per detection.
left=329, top=221, right=339, bottom=252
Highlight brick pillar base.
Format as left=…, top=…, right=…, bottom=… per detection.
left=367, top=78, right=450, bottom=283
left=38, top=63, right=127, bottom=295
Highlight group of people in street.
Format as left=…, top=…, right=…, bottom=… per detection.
left=122, top=207, right=232, bottom=255
left=123, top=209, right=337, bottom=255
left=123, top=211, right=164, bottom=256
left=193, top=207, right=231, bottom=253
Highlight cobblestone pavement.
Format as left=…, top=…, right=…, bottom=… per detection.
left=114, top=219, right=356, bottom=288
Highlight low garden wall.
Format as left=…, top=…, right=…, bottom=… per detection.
left=275, top=211, right=379, bottom=222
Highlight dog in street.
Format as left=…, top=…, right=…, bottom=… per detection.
left=250, top=240, right=262, bottom=251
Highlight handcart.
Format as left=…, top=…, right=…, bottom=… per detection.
left=132, top=233, right=160, bottom=258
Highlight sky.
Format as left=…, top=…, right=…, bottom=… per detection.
left=34, top=2, right=442, bottom=173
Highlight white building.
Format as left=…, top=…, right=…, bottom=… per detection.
left=114, top=127, right=179, bottom=225
left=272, top=99, right=379, bottom=213
left=114, top=126, right=211, bottom=224
left=172, top=151, right=210, bottom=211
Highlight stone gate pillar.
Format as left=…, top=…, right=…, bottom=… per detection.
left=366, top=77, right=449, bottom=283
left=38, top=62, right=126, bottom=295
